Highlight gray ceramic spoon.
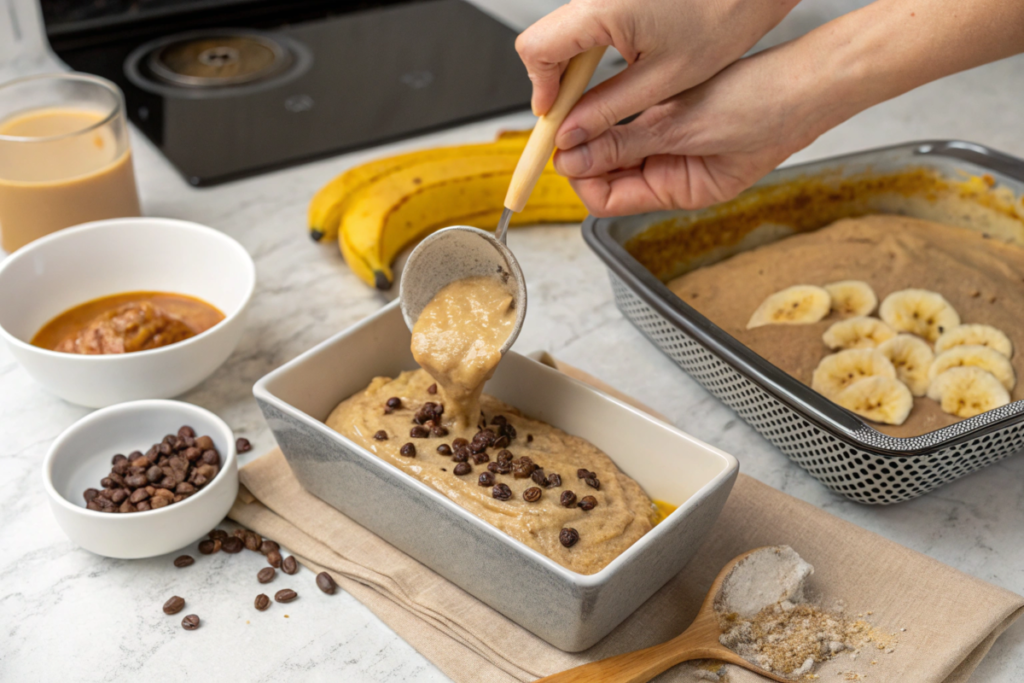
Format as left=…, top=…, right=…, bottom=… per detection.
left=399, top=46, right=607, bottom=351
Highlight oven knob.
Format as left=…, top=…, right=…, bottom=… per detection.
left=284, top=94, right=314, bottom=113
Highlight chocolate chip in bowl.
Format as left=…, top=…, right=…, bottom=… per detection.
left=43, top=399, right=238, bottom=558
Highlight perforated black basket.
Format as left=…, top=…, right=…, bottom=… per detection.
left=583, top=141, right=1024, bottom=504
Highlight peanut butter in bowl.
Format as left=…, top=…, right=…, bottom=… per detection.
left=326, top=274, right=658, bottom=575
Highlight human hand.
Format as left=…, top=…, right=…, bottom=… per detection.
left=515, top=0, right=801, bottom=148
left=552, top=40, right=850, bottom=216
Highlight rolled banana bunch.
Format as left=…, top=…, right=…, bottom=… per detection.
left=749, top=281, right=1018, bottom=425
left=307, top=130, right=588, bottom=290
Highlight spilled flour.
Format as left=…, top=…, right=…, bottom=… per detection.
left=714, top=546, right=898, bottom=680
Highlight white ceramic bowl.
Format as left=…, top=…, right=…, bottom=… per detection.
left=254, top=301, right=739, bottom=651
left=43, top=399, right=239, bottom=558
left=0, top=217, right=255, bottom=407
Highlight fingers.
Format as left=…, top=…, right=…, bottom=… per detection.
left=554, top=105, right=676, bottom=178
left=554, top=58, right=680, bottom=149
left=568, top=155, right=752, bottom=217
left=515, top=4, right=610, bottom=116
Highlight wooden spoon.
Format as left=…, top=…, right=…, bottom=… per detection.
left=535, top=548, right=792, bottom=683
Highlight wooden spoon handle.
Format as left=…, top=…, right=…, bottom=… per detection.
left=533, top=639, right=697, bottom=683
left=503, top=45, right=606, bottom=213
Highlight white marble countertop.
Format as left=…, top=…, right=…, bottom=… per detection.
left=3, top=3, right=1024, bottom=680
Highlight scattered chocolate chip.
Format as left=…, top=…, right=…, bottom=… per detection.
left=255, top=594, right=271, bottom=611
left=260, top=540, right=279, bottom=556
left=560, top=491, right=577, bottom=507
left=478, top=472, right=494, bottom=487
left=427, top=383, right=437, bottom=394
left=267, top=550, right=283, bottom=568
left=492, top=483, right=512, bottom=500
left=486, top=462, right=500, bottom=474
left=547, top=473, right=562, bottom=488
left=274, top=589, right=298, bottom=603
left=373, top=430, right=388, bottom=441
left=492, top=435, right=510, bottom=449
left=282, top=555, right=299, bottom=575
left=527, top=434, right=533, bottom=443
left=578, top=496, right=598, bottom=511
left=222, top=537, right=244, bottom=554
left=531, top=469, right=548, bottom=487
left=453, top=462, right=472, bottom=476
left=198, top=540, right=217, bottom=555
left=436, top=444, right=453, bottom=456
left=386, top=397, right=402, bottom=410
left=497, top=449, right=513, bottom=463
left=181, top=614, right=201, bottom=630
left=410, top=426, right=430, bottom=438
left=453, top=447, right=470, bottom=462
left=236, top=437, right=252, bottom=453
left=577, top=468, right=592, bottom=479
left=431, top=425, right=449, bottom=437
left=523, top=487, right=542, bottom=503
left=400, top=443, right=416, bottom=457
left=173, top=555, right=194, bottom=568
left=258, top=567, right=276, bottom=584
left=163, top=596, right=185, bottom=615
left=559, top=528, right=580, bottom=548
left=316, top=572, right=338, bottom=595
left=584, top=476, right=601, bottom=490
left=471, top=452, right=490, bottom=465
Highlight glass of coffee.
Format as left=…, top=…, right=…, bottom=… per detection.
left=0, top=73, right=141, bottom=253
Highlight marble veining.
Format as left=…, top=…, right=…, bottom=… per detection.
left=3, top=3, right=1024, bottom=680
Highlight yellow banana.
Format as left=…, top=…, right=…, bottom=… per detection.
left=307, top=130, right=531, bottom=242
left=340, top=166, right=586, bottom=289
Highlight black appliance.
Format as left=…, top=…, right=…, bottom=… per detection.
left=41, top=0, right=533, bottom=185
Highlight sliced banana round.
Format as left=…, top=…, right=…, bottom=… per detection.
left=878, top=289, right=960, bottom=342
left=935, top=323, right=1013, bottom=358
left=812, top=348, right=897, bottom=399
left=835, top=376, right=914, bottom=426
left=928, top=345, right=1016, bottom=391
left=824, top=280, right=878, bottom=317
left=877, top=334, right=935, bottom=397
left=927, top=366, right=1011, bottom=418
left=747, top=285, right=831, bottom=329
left=822, top=316, right=896, bottom=350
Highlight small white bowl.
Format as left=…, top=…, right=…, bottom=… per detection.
left=0, top=217, right=256, bottom=407
left=43, top=399, right=239, bottom=559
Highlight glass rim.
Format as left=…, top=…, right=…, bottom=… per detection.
left=0, top=73, right=125, bottom=144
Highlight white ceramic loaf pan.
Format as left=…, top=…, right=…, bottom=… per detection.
left=253, top=301, right=738, bottom=651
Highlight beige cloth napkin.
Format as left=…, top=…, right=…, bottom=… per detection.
left=230, top=359, right=1024, bottom=683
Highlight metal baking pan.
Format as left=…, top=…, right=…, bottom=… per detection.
left=583, top=141, right=1024, bottom=504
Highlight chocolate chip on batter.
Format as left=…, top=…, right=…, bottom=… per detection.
left=400, top=443, right=416, bottom=457
left=546, top=473, right=562, bottom=488
left=453, top=447, right=470, bottom=462
left=584, top=476, right=601, bottom=490
left=452, top=437, right=469, bottom=450
left=492, top=435, right=510, bottom=449
left=496, top=449, right=513, bottom=463
left=478, top=472, right=494, bottom=487
left=577, top=468, right=592, bottom=479
left=486, top=462, right=500, bottom=474
left=523, top=487, right=542, bottom=503
left=559, top=528, right=580, bottom=548
left=577, top=496, right=598, bottom=511
left=492, top=483, right=512, bottom=500
left=373, top=430, right=388, bottom=441
left=527, top=434, right=533, bottom=443
left=560, top=490, right=577, bottom=507
left=436, top=443, right=453, bottom=456
left=453, top=462, right=472, bottom=476
left=430, top=425, right=449, bottom=437
left=386, top=397, right=402, bottom=410
left=471, top=452, right=490, bottom=465
left=531, top=469, right=548, bottom=487
left=410, top=425, right=430, bottom=438
left=427, top=383, right=437, bottom=394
